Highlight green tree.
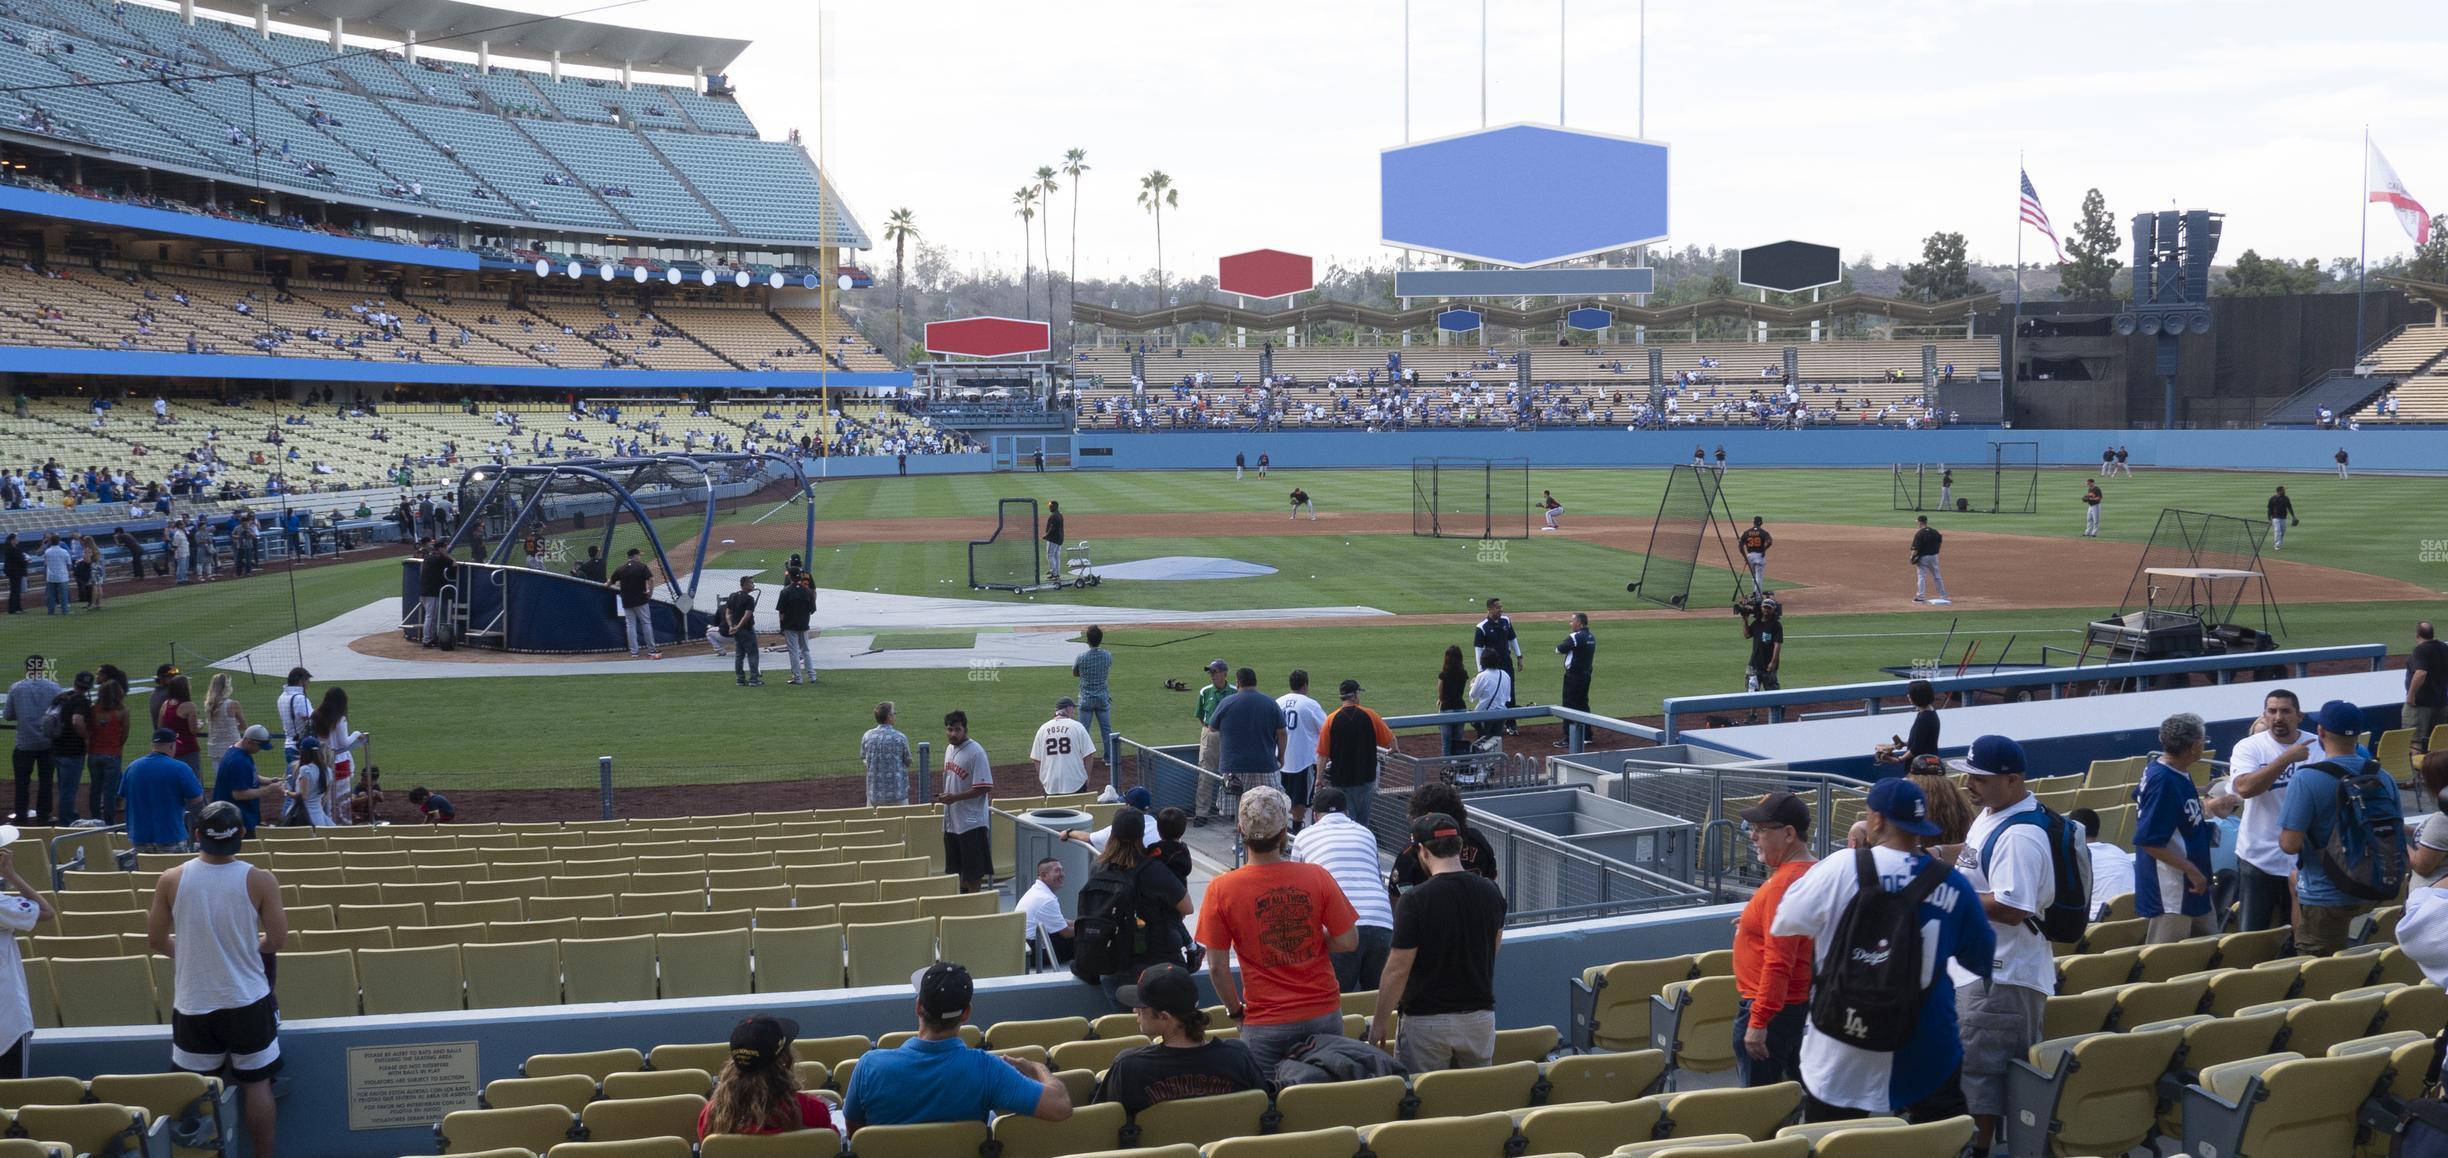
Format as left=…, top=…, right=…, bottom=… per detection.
left=882, top=208, right=918, bottom=358
left=2372, top=215, right=2448, bottom=284
left=1034, top=164, right=1060, bottom=327
left=1061, top=148, right=1090, bottom=340
left=1138, top=170, right=1178, bottom=307
left=2217, top=250, right=2323, bottom=296
left=1901, top=231, right=1974, bottom=302
left=2056, top=188, right=2124, bottom=300
left=1011, top=186, right=1037, bottom=318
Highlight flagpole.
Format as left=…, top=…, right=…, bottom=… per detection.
left=2356, top=126, right=2370, bottom=369
left=2014, top=153, right=2024, bottom=342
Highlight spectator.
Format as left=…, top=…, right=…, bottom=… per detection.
left=416, top=541, right=450, bottom=648
left=1434, top=646, right=1469, bottom=757
left=1276, top=670, right=1327, bottom=831
left=1198, top=786, right=1360, bottom=1077
left=275, top=668, right=313, bottom=764
left=1, top=535, right=23, bottom=614
left=1467, top=647, right=1512, bottom=742
left=1292, top=786, right=1396, bottom=992
left=842, top=961, right=1071, bottom=1128
left=1731, top=792, right=1816, bottom=1088
left=2396, top=762, right=2448, bottom=983
left=5, top=657, right=60, bottom=823
left=1018, top=858, right=1072, bottom=968
left=1471, top=598, right=1521, bottom=727
left=2135, top=713, right=2214, bottom=943
left=1367, top=810, right=1508, bottom=1071
left=202, top=673, right=247, bottom=768
left=1096, top=964, right=1264, bottom=1113
left=1192, top=659, right=1232, bottom=824
left=1319, top=679, right=1395, bottom=826
left=80, top=678, right=130, bottom=825
left=1944, top=735, right=2056, bottom=1154
left=208, top=725, right=282, bottom=837
left=721, top=577, right=762, bottom=687
left=1211, top=667, right=1285, bottom=801
left=146, top=802, right=284, bottom=1158
left=2411, top=621, right=2447, bottom=765
left=939, top=711, right=995, bottom=893
left=2068, top=808, right=2135, bottom=919
left=2208, top=689, right=2310, bottom=931
left=1555, top=613, right=1596, bottom=749
left=406, top=786, right=453, bottom=823
left=1874, top=680, right=1941, bottom=775
left=860, top=702, right=912, bottom=807
left=1773, top=778, right=1992, bottom=1123
left=2279, top=700, right=2404, bottom=956
left=46, top=672, right=91, bottom=825
left=698, top=1015, right=834, bottom=1139
left=77, top=535, right=101, bottom=609
left=606, top=548, right=661, bottom=659
left=1392, top=782, right=1499, bottom=891
left=283, top=736, right=342, bottom=827
left=158, top=673, right=201, bottom=776
left=1905, top=755, right=1975, bottom=845
left=0, top=831, right=54, bottom=1078
left=309, top=687, right=364, bottom=787
left=38, top=535, right=68, bottom=616
left=1031, top=697, right=1097, bottom=796
left=1078, top=808, right=1191, bottom=1007
left=123, top=727, right=204, bottom=852
left=776, top=576, right=815, bottom=686
left=1072, top=625, right=1115, bottom=760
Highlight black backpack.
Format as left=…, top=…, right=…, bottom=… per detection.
left=1071, top=863, right=1141, bottom=979
left=1810, top=849, right=1953, bottom=1053
left=2307, top=758, right=2408, bottom=902
left=1977, top=804, right=2095, bottom=943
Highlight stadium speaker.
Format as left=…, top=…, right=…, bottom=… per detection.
left=2189, top=313, right=2211, bottom=334
left=2139, top=315, right=2163, bottom=337
left=2114, top=315, right=2137, bottom=336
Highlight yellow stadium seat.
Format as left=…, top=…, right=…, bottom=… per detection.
left=843, top=1121, right=986, bottom=1158
left=989, top=1099, right=1124, bottom=1158
left=657, top=930, right=752, bottom=999
left=359, top=945, right=465, bottom=1014
left=598, top=1070, right=712, bottom=1101
left=465, top=940, right=564, bottom=1010
left=275, top=948, right=360, bottom=1019
left=843, top=918, right=935, bottom=988
left=577, top=1093, right=704, bottom=1143
left=1129, top=1088, right=1272, bottom=1149
left=523, top=1049, right=645, bottom=1081
left=53, top=956, right=159, bottom=1027
left=753, top=926, right=844, bottom=992
left=482, top=1074, right=596, bottom=1112
left=563, top=936, right=660, bottom=1004
left=438, top=1105, right=579, bottom=1155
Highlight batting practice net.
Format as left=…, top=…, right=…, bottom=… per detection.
left=2120, top=508, right=2283, bottom=633
left=1892, top=441, right=2040, bottom=514
left=1628, top=463, right=1741, bottom=610
left=1411, top=457, right=1530, bottom=540
left=968, top=498, right=1043, bottom=591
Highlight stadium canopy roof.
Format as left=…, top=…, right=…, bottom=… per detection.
left=1072, top=292, right=2002, bottom=333
left=229, top=0, right=750, bottom=74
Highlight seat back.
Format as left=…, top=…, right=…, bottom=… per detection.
left=1540, top=1050, right=1666, bottom=1104
left=755, top=925, right=845, bottom=992
left=1654, top=976, right=1741, bottom=1074
left=844, top=919, right=936, bottom=988
left=437, top=1104, right=577, bottom=1154
left=272, top=948, right=359, bottom=1019
left=525, top=1048, right=645, bottom=1082
left=463, top=940, right=563, bottom=1010
left=9, top=1105, right=148, bottom=1158
left=1049, top=1035, right=1149, bottom=1074
left=564, top=935, right=660, bottom=1004
left=2234, top=1051, right=2393, bottom=1156
left=599, top=1070, right=714, bottom=1101
left=480, top=1074, right=596, bottom=1112
left=1271, top=1073, right=1408, bottom=1133
left=987, top=1099, right=1125, bottom=1158
left=1807, top=1116, right=1976, bottom=1158
left=1206, top=1125, right=1365, bottom=1158
left=983, top=1017, right=1093, bottom=1053
left=2045, top=1025, right=2184, bottom=1156
left=843, top=1119, right=986, bottom=1158
left=358, top=944, right=465, bottom=1014
left=1659, top=1081, right=1803, bottom=1141
left=1518, top=1097, right=1664, bottom=1157
left=1412, top=1059, right=1542, bottom=1118
left=1128, top=1088, right=1272, bottom=1149
left=656, top=930, right=753, bottom=998
left=577, top=1093, right=707, bottom=1143
left=1360, top=1110, right=1516, bottom=1158
left=936, top=911, right=1026, bottom=978
left=1583, top=956, right=1697, bottom=1049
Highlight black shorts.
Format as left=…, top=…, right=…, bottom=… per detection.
left=943, top=827, right=993, bottom=883
left=1281, top=766, right=1314, bottom=808
left=171, top=993, right=282, bottom=1083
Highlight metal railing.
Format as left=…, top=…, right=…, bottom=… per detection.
left=1550, top=756, right=1874, bottom=899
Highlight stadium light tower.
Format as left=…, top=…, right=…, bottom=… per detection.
left=2112, top=210, right=2222, bottom=429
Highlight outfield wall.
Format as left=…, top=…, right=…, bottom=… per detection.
left=1070, top=428, right=2448, bottom=473
left=29, top=904, right=1740, bottom=1157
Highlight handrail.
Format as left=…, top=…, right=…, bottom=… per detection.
left=1660, top=643, right=2389, bottom=740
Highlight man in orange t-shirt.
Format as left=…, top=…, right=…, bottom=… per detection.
left=1733, top=791, right=1818, bottom=1088
left=1197, top=785, right=1360, bottom=1078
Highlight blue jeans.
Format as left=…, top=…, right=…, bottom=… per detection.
left=1238, top=1011, right=1344, bottom=1080
left=1441, top=723, right=1465, bottom=756
left=45, top=582, right=68, bottom=614
left=1079, top=702, right=1113, bottom=768
left=173, top=555, right=190, bottom=583
left=1733, top=998, right=1808, bottom=1088
left=1333, top=924, right=1393, bottom=993
left=1338, top=780, right=1380, bottom=836
left=50, top=754, right=83, bottom=825
left=2236, top=862, right=2292, bottom=933
left=85, top=755, right=121, bottom=826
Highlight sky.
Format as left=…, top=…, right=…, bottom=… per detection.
left=371, top=1, right=2448, bottom=280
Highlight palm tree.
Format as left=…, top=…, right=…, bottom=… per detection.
left=1012, top=186, right=1037, bottom=319
left=1137, top=169, right=1178, bottom=310
left=883, top=208, right=917, bottom=359
left=1034, top=164, right=1059, bottom=327
left=1061, top=148, right=1089, bottom=343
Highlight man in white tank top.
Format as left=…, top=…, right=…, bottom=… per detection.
left=148, top=802, right=287, bottom=1157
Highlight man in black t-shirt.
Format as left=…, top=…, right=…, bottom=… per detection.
left=571, top=545, right=606, bottom=584
left=2267, top=486, right=2296, bottom=551
left=1910, top=516, right=1949, bottom=605
left=1097, top=964, right=1262, bottom=1114
left=722, top=576, right=762, bottom=687
left=1043, top=500, right=1066, bottom=586
left=1472, top=598, right=1521, bottom=728
left=606, top=548, right=660, bottom=659
left=2409, top=621, right=2448, bottom=763
left=415, top=540, right=452, bottom=648
left=1367, top=812, right=1507, bottom=1071
left=1744, top=597, right=1783, bottom=692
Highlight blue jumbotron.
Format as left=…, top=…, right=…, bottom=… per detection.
left=1381, top=123, right=1670, bottom=267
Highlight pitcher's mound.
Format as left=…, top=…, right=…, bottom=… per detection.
left=1091, top=556, right=1277, bottom=581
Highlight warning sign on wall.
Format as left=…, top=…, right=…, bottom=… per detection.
left=347, top=1041, right=480, bottom=1132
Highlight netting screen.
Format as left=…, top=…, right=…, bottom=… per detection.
left=1630, top=463, right=1729, bottom=610
left=968, top=498, right=1042, bottom=591
left=2121, top=508, right=2274, bottom=628
left=1411, top=458, right=1530, bottom=540
left=451, top=457, right=772, bottom=581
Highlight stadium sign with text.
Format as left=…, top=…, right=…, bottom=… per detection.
left=924, top=316, right=1052, bottom=359
left=1217, top=249, right=1316, bottom=300
left=1381, top=123, right=1669, bottom=267
left=1737, top=241, right=1843, bottom=293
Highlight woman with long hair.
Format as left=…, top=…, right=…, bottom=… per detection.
left=1392, top=781, right=1500, bottom=892
left=310, top=687, right=366, bottom=787
left=286, top=737, right=343, bottom=826
left=1907, top=755, right=1977, bottom=846
left=76, top=535, right=100, bottom=609
left=156, top=674, right=200, bottom=775
left=1435, top=645, right=1469, bottom=757
left=698, top=1015, right=833, bottom=1139
left=202, top=673, right=247, bottom=767
left=1088, top=807, right=1193, bottom=1010
left=82, top=680, right=129, bottom=826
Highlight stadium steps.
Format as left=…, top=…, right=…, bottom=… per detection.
left=396, top=292, right=569, bottom=369
left=766, top=311, right=850, bottom=372
left=634, top=129, right=744, bottom=238
left=502, top=117, right=643, bottom=233
left=661, top=318, right=749, bottom=371
left=374, top=99, right=527, bottom=210
left=73, top=268, right=263, bottom=352
left=2263, top=371, right=2395, bottom=426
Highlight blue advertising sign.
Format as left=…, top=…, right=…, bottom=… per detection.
left=1382, top=123, right=1669, bottom=267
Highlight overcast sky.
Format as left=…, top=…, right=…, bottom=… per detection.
left=508, top=1, right=2440, bottom=278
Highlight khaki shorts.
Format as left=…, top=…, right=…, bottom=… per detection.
left=2295, top=901, right=2375, bottom=957
left=1955, top=980, right=2045, bottom=1117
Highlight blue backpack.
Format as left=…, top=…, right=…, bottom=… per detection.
left=2306, top=758, right=2407, bottom=902
left=1978, top=804, right=2094, bottom=943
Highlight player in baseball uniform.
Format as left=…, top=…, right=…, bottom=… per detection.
left=2082, top=479, right=2103, bottom=537
left=1031, top=696, right=1097, bottom=795
left=1288, top=487, right=1315, bottom=521
left=1738, top=517, right=1773, bottom=596
left=1940, top=467, right=1954, bottom=509
left=1540, top=490, right=1563, bottom=531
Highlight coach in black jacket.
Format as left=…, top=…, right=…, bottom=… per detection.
left=1555, top=613, right=1595, bottom=748
left=1909, top=516, right=1950, bottom=605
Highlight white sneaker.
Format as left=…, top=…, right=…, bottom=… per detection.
left=1930, top=598, right=1952, bottom=605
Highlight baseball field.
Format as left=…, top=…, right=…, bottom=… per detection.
left=11, top=464, right=2441, bottom=808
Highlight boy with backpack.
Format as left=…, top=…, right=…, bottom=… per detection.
left=2279, top=700, right=2409, bottom=957
left=1771, top=778, right=1993, bottom=1123
left=1942, top=734, right=2088, bottom=1156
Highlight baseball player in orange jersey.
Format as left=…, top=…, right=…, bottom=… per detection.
left=1738, top=517, right=1773, bottom=596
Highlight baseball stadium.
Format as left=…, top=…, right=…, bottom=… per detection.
left=3, top=0, right=2448, bottom=1155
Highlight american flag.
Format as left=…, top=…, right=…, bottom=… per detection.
left=2020, top=169, right=2064, bottom=262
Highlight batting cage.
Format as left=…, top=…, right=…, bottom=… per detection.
left=1627, top=463, right=1742, bottom=610
left=1892, top=441, right=2040, bottom=514
left=406, top=452, right=812, bottom=653
left=1411, top=457, right=1530, bottom=540
left=2117, top=508, right=2284, bottom=635
left=968, top=498, right=1044, bottom=591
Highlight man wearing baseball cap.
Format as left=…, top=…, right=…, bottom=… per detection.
left=1192, top=659, right=1231, bottom=824
left=842, top=961, right=1071, bottom=1129
left=149, top=800, right=286, bottom=1158
left=2279, top=700, right=2407, bottom=956
left=1367, top=811, right=1508, bottom=1071
left=123, top=727, right=204, bottom=854
left=209, top=725, right=285, bottom=838
left=1316, top=679, right=1394, bottom=832
left=1197, top=786, right=1359, bottom=1077
left=1772, top=778, right=1994, bottom=1123
left=1094, top=963, right=1263, bottom=1113
left=1730, top=791, right=1816, bottom=1088
left=1031, top=696, right=1097, bottom=796
left=1941, top=734, right=2056, bottom=1153
left=0, top=826, right=56, bottom=1079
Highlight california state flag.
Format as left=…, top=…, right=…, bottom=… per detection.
left=2370, top=140, right=2431, bottom=245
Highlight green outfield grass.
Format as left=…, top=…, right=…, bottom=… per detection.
left=6, top=466, right=2438, bottom=794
